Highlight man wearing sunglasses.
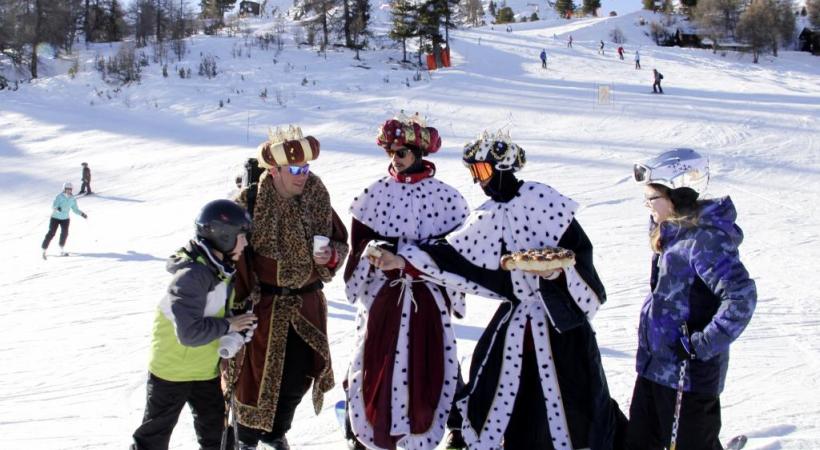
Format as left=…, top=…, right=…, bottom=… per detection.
left=371, top=131, right=626, bottom=450
left=342, top=115, right=470, bottom=450
left=225, top=127, right=349, bottom=450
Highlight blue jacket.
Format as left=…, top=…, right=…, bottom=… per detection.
left=51, top=192, right=84, bottom=220
left=636, top=197, right=756, bottom=395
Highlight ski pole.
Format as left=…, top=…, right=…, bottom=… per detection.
left=669, top=323, right=689, bottom=450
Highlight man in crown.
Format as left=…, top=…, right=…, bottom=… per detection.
left=371, top=131, right=626, bottom=450
left=343, top=114, right=470, bottom=450
left=225, top=127, right=350, bottom=450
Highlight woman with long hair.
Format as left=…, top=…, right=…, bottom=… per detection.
left=625, top=148, right=757, bottom=450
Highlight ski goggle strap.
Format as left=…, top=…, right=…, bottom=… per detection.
left=468, top=162, right=494, bottom=183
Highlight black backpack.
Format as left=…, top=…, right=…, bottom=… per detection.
left=244, top=158, right=264, bottom=217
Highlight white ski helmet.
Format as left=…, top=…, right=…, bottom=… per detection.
left=63, top=182, right=73, bottom=190
left=633, top=148, right=709, bottom=195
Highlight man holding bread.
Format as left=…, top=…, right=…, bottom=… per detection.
left=372, top=130, right=625, bottom=450
left=225, top=126, right=349, bottom=450
left=342, top=113, right=471, bottom=450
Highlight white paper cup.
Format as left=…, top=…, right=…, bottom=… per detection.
left=313, top=235, right=330, bottom=254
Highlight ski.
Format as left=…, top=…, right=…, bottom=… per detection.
left=725, top=434, right=748, bottom=450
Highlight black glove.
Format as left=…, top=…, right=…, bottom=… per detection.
left=57, top=207, right=62, bottom=212
left=81, top=212, right=88, bottom=219
left=673, top=335, right=696, bottom=361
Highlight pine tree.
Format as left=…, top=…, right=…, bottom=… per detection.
left=642, top=0, right=655, bottom=11
left=555, top=0, right=575, bottom=18
left=582, top=0, right=600, bottom=16
left=389, top=0, right=417, bottom=62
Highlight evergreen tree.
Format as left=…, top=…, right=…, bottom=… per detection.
left=642, top=0, right=655, bottom=11
left=582, top=0, right=600, bottom=16
left=555, top=0, right=575, bottom=18
left=389, top=0, right=417, bottom=61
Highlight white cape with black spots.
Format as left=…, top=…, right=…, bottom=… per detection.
left=398, top=182, right=603, bottom=450
left=345, top=176, right=469, bottom=450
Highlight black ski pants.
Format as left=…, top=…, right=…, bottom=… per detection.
left=625, top=375, right=722, bottom=450
left=237, top=327, right=313, bottom=446
left=653, top=81, right=663, bottom=93
left=80, top=180, right=92, bottom=194
left=42, top=217, right=69, bottom=250
left=131, top=373, right=225, bottom=450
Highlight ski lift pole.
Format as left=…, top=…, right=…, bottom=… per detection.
left=668, top=323, right=689, bottom=450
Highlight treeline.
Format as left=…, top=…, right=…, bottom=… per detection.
left=0, top=0, right=217, bottom=78
left=641, top=0, right=820, bottom=63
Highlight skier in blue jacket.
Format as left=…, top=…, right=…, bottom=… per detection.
left=626, top=148, right=757, bottom=450
left=41, top=182, right=87, bottom=259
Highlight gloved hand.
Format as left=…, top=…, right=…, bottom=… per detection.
left=81, top=212, right=88, bottom=219
left=56, top=207, right=62, bottom=212
left=673, top=335, right=696, bottom=361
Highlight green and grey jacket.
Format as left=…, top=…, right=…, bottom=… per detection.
left=148, top=239, right=235, bottom=382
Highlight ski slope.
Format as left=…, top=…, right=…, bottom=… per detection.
left=1, top=11, right=819, bottom=450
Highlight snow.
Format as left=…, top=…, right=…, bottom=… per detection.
left=2, top=10, right=819, bottom=450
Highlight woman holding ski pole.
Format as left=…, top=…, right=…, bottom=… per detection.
left=624, top=148, right=757, bottom=450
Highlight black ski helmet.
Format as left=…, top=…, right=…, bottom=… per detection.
left=195, top=199, right=252, bottom=253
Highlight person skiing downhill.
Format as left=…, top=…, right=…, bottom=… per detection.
left=41, top=182, right=87, bottom=259
left=618, top=46, right=625, bottom=60
left=653, top=69, right=664, bottom=93
left=635, top=49, right=641, bottom=69
left=130, top=199, right=257, bottom=450
left=625, top=149, right=756, bottom=450
left=79, top=162, right=92, bottom=195
left=540, top=49, right=547, bottom=68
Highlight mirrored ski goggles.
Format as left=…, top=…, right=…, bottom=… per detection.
left=285, top=164, right=310, bottom=176
left=468, top=162, right=494, bottom=183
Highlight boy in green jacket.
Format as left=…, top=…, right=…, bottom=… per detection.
left=131, top=199, right=256, bottom=450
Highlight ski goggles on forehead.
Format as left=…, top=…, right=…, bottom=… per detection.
left=633, top=163, right=652, bottom=184
left=468, top=162, right=494, bottom=183
left=284, top=164, right=310, bottom=176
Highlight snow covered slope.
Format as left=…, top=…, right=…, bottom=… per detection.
left=1, top=12, right=819, bottom=450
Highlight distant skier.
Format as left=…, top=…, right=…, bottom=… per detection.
left=635, top=49, right=642, bottom=69
left=567, top=35, right=573, bottom=48
left=540, top=49, right=547, bottom=68
left=618, top=46, right=625, bottom=60
left=599, top=40, right=605, bottom=55
left=41, top=182, right=87, bottom=259
left=653, top=68, right=664, bottom=94
left=79, top=162, right=92, bottom=195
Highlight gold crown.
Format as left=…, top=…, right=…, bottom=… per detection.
left=267, top=125, right=304, bottom=145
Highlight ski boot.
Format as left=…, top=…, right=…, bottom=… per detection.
left=59, top=246, right=68, bottom=256
left=445, top=429, right=467, bottom=449
left=42, top=249, right=47, bottom=260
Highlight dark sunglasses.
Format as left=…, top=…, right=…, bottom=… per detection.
left=468, top=162, right=493, bottom=183
left=387, top=148, right=411, bottom=159
left=285, top=164, right=310, bottom=176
